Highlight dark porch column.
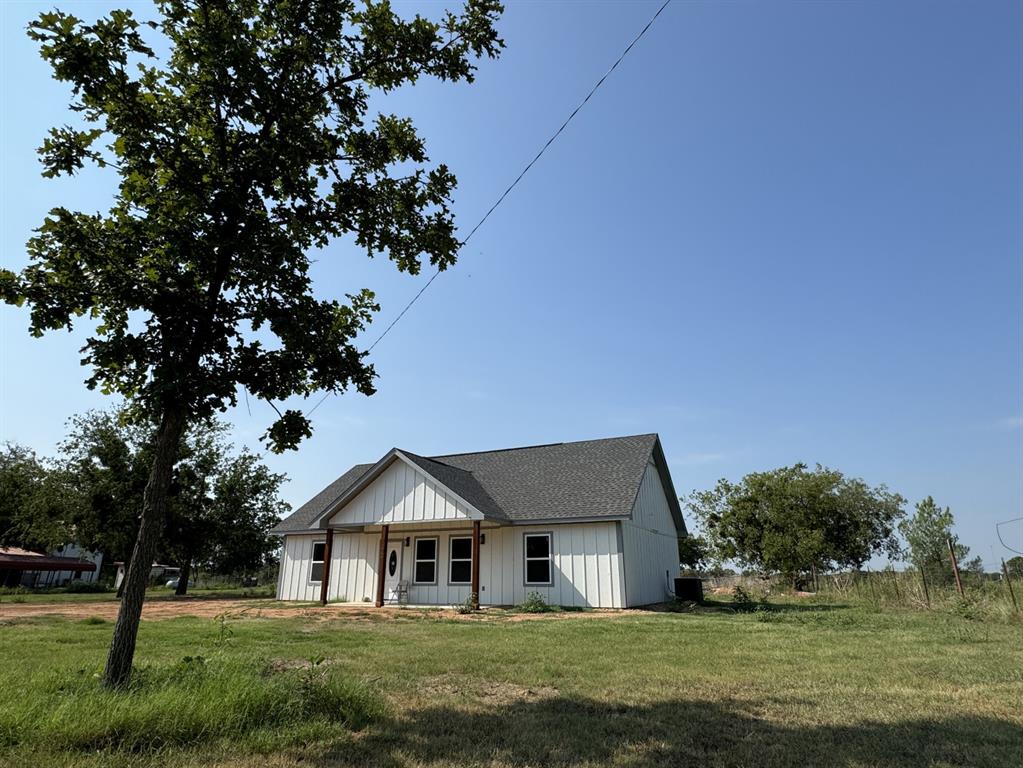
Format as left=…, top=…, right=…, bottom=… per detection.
left=374, top=524, right=390, bottom=607
left=319, top=528, right=334, bottom=605
left=471, top=520, right=481, bottom=609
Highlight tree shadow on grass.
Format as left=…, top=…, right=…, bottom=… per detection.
left=314, top=696, right=1021, bottom=768
left=692, top=599, right=852, bottom=613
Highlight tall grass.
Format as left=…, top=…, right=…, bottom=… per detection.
left=0, top=655, right=382, bottom=754
left=817, top=569, right=1021, bottom=621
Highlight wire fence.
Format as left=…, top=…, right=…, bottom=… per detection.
left=815, top=565, right=1019, bottom=618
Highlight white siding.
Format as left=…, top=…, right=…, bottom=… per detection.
left=278, top=532, right=381, bottom=603
left=326, top=457, right=480, bottom=527
left=278, top=521, right=626, bottom=608
left=277, top=534, right=324, bottom=602
left=621, top=461, right=682, bottom=606
left=454, top=522, right=623, bottom=609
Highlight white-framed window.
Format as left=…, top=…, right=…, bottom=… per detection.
left=449, top=536, right=473, bottom=584
left=524, top=533, right=552, bottom=586
left=310, top=540, right=326, bottom=583
left=414, top=537, right=438, bottom=584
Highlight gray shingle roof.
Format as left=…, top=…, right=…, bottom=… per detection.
left=270, top=462, right=374, bottom=534
left=271, top=433, right=679, bottom=534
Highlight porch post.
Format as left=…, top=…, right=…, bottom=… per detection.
left=374, top=524, right=390, bottom=607
left=471, top=520, right=481, bottom=610
left=319, top=528, right=334, bottom=606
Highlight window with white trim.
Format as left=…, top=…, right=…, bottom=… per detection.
left=310, top=541, right=326, bottom=583
left=414, top=538, right=438, bottom=584
left=524, top=533, right=552, bottom=585
left=449, top=537, right=472, bottom=584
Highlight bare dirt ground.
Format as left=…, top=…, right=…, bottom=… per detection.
left=0, top=596, right=662, bottom=623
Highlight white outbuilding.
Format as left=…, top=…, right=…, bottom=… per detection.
left=271, top=433, right=685, bottom=609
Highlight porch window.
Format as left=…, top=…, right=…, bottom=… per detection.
left=449, top=537, right=472, bottom=584
left=414, top=538, right=438, bottom=584
left=310, top=541, right=326, bottom=583
left=524, top=533, right=552, bottom=585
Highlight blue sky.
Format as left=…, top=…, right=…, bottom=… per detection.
left=1, top=1, right=1021, bottom=567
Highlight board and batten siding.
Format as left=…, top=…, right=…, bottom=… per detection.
left=277, top=522, right=626, bottom=608
left=620, top=461, right=682, bottom=606
left=471, top=523, right=624, bottom=608
left=326, top=457, right=480, bottom=527
left=277, top=532, right=380, bottom=603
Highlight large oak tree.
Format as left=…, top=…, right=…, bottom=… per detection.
left=686, top=464, right=905, bottom=587
left=1, top=0, right=502, bottom=686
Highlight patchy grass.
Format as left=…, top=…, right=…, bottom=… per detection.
left=0, top=599, right=1020, bottom=767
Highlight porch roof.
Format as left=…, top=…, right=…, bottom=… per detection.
left=0, top=547, right=97, bottom=573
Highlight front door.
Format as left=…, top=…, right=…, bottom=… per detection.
left=383, top=541, right=403, bottom=602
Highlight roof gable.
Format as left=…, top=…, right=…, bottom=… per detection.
left=313, top=450, right=485, bottom=528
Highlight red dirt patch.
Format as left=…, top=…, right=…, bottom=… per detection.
left=0, top=597, right=660, bottom=623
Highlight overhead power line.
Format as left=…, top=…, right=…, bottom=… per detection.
left=997, top=516, right=1023, bottom=555
left=308, top=0, right=672, bottom=417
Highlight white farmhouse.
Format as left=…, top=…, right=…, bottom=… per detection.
left=272, top=434, right=684, bottom=608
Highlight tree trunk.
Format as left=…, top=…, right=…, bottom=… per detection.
left=175, top=559, right=191, bottom=596
left=102, top=407, right=187, bottom=689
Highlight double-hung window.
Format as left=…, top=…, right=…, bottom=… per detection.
left=310, top=541, right=326, bottom=583
left=524, top=533, right=552, bottom=585
left=414, top=538, right=438, bottom=584
left=449, top=537, right=472, bottom=584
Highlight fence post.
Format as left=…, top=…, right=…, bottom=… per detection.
left=889, top=567, right=901, bottom=603
left=1002, top=558, right=1019, bottom=613
left=919, top=566, right=930, bottom=609
left=866, top=567, right=877, bottom=603
left=947, top=538, right=964, bottom=598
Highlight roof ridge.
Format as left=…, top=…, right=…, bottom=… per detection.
left=429, top=433, right=657, bottom=460
left=398, top=449, right=465, bottom=472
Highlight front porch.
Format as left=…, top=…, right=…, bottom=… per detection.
left=316, top=519, right=500, bottom=609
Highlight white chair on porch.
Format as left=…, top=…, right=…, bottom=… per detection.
left=396, top=580, right=410, bottom=605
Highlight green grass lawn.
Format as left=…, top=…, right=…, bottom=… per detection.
left=1, top=599, right=1021, bottom=767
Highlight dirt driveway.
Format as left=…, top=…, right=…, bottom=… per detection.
left=0, top=596, right=656, bottom=622
left=0, top=596, right=316, bottom=622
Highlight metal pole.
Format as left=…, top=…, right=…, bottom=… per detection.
left=1002, top=558, right=1019, bottom=613
left=919, top=565, right=930, bottom=609
left=947, top=538, right=964, bottom=598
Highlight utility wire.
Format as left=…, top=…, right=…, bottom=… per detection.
left=308, top=0, right=672, bottom=417
left=994, top=517, right=1018, bottom=552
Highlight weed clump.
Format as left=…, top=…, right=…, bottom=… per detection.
left=455, top=593, right=478, bottom=614
left=517, top=592, right=558, bottom=613
left=730, top=585, right=770, bottom=613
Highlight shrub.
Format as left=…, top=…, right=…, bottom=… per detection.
left=517, top=592, right=556, bottom=613
left=64, top=580, right=110, bottom=594
left=454, top=594, right=477, bottom=614
left=731, top=585, right=770, bottom=613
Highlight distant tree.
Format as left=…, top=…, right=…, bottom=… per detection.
left=58, top=411, right=152, bottom=568
left=677, top=532, right=709, bottom=574
left=164, top=426, right=287, bottom=594
left=899, top=496, right=969, bottom=583
left=686, top=464, right=905, bottom=587
left=962, top=556, right=986, bottom=578
left=2, top=0, right=503, bottom=687
left=1006, top=556, right=1023, bottom=578
left=59, top=410, right=286, bottom=594
left=0, top=443, right=75, bottom=552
